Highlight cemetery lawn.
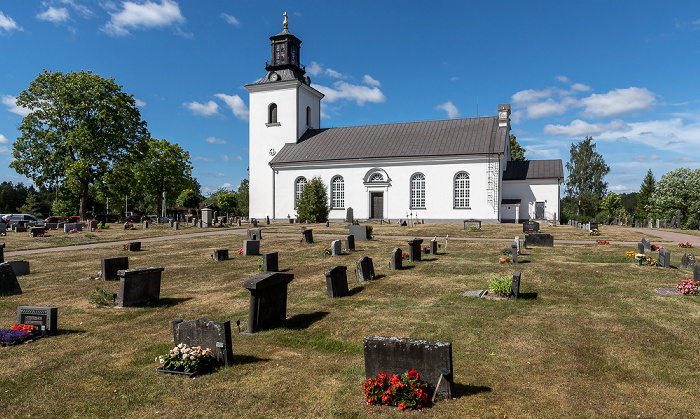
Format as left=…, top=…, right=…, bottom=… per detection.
left=1, top=224, right=698, bottom=417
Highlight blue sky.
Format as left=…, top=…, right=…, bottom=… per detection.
left=1, top=1, right=700, bottom=196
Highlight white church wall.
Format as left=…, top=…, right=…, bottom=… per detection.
left=502, top=179, right=561, bottom=221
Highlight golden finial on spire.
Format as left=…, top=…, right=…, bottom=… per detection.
left=283, top=12, right=288, bottom=29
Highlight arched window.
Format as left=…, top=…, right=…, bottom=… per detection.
left=410, top=173, right=425, bottom=208
left=294, top=177, right=306, bottom=208
left=331, top=176, right=345, bottom=208
left=369, top=173, right=384, bottom=182
left=454, top=172, right=470, bottom=208
left=306, top=106, right=311, bottom=126
left=268, top=103, right=278, bottom=124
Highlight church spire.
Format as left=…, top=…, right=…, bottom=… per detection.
left=265, top=12, right=305, bottom=78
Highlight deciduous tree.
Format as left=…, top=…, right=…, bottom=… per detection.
left=565, top=136, right=610, bottom=218
left=510, top=134, right=527, bottom=161
left=296, top=176, right=329, bottom=223
left=648, top=168, right=700, bottom=228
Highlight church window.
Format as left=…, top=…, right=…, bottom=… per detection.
left=454, top=172, right=470, bottom=208
left=268, top=103, right=278, bottom=124
left=369, top=173, right=384, bottom=182
left=410, top=173, right=425, bottom=209
left=331, top=176, right=345, bottom=208
left=295, top=177, right=306, bottom=208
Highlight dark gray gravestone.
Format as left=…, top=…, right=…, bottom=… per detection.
left=590, top=222, right=599, bottom=231
left=301, top=229, right=313, bottom=243
left=363, top=335, right=453, bottom=399
left=677, top=209, right=682, bottom=228
left=172, top=318, right=234, bottom=367
left=463, top=219, right=481, bottom=231
left=0, top=262, right=22, bottom=297
left=262, top=252, right=278, bottom=272
left=0, top=243, right=4, bottom=263
left=15, top=226, right=27, bottom=233
left=247, top=229, right=262, bottom=241
left=407, top=238, right=423, bottom=262
left=658, top=249, right=671, bottom=268
left=252, top=219, right=258, bottom=227
left=391, top=248, right=402, bottom=270
left=213, top=249, right=229, bottom=261
left=430, top=239, right=438, bottom=255
left=356, top=256, right=375, bottom=282
left=695, top=265, right=700, bottom=282
left=117, top=267, right=164, bottom=307
left=510, top=271, right=521, bottom=301
left=524, top=233, right=553, bottom=247
left=324, top=265, right=349, bottom=298
left=0, top=225, right=6, bottom=235
left=637, top=243, right=645, bottom=255
left=680, top=253, right=696, bottom=269
left=169, top=220, right=174, bottom=227
left=345, top=235, right=355, bottom=251
left=126, top=242, right=141, bottom=251
left=331, top=240, right=342, bottom=256
left=17, top=306, right=57, bottom=336
left=242, top=272, right=294, bottom=334
left=523, top=220, right=539, bottom=232
left=511, top=242, right=518, bottom=264
left=29, top=226, right=45, bottom=237
left=243, top=240, right=260, bottom=255
left=101, top=256, right=129, bottom=281
left=642, top=238, right=651, bottom=252
left=7, top=260, right=29, bottom=276
left=266, top=216, right=270, bottom=225
left=346, top=207, right=354, bottom=224
left=671, top=216, right=677, bottom=229
left=348, top=225, right=368, bottom=241
left=662, top=219, right=667, bottom=229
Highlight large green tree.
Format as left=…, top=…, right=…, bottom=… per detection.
left=510, top=134, right=527, bottom=161
left=648, top=168, right=700, bottom=228
left=635, top=169, right=655, bottom=220
left=296, top=176, right=329, bottom=223
left=237, top=178, right=249, bottom=217
left=565, top=136, right=610, bottom=218
left=10, top=70, right=150, bottom=220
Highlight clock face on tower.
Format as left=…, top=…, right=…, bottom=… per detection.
left=269, top=148, right=276, bottom=156
left=269, top=72, right=279, bottom=81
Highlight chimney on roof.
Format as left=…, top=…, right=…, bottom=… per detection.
left=498, top=104, right=511, bottom=128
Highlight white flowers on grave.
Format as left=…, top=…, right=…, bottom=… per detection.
left=156, top=343, right=215, bottom=373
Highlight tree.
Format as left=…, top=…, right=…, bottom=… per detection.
left=648, top=168, right=700, bottom=228
left=510, top=134, right=527, bottom=161
left=635, top=169, right=655, bottom=220
left=217, top=191, right=239, bottom=218
left=10, top=70, right=150, bottom=220
left=565, top=136, right=610, bottom=219
left=18, top=190, right=41, bottom=216
left=296, top=176, right=329, bottom=223
left=237, top=178, right=249, bottom=217
left=176, top=189, right=201, bottom=213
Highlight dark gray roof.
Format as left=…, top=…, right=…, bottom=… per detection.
left=502, top=160, right=564, bottom=180
left=502, top=198, right=522, bottom=204
left=270, top=116, right=507, bottom=164
left=251, top=69, right=306, bottom=85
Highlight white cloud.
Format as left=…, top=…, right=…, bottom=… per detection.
left=555, top=75, right=570, bottom=83
left=669, top=156, right=696, bottom=163
left=450, top=76, right=459, bottom=82
left=213, top=93, right=248, bottom=121
left=325, top=68, right=347, bottom=79
left=608, top=184, right=631, bottom=192
left=0, top=11, right=21, bottom=33
left=0, top=133, right=8, bottom=144
left=306, top=61, right=323, bottom=77
left=525, top=98, right=569, bottom=119
left=134, top=98, right=146, bottom=107
left=37, top=7, right=70, bottom=23
left=570, top=83, right=591, bottom=92
left=201, top=172, right=227, bottom=178
left=543, top=119, right=629, bottom=136
left=221, top=13, right=240, bottom=27
left=362, top=75, right=381, bottom=87
left=511, top=88, right=554, bottom=104
left=205, top=136, right=226, bottom=144
left=315, top=81, right=386, bottom=106
left=436, top=101, right=460, bottom=119
left=183, top=100, right=219, bottom=116
left=632, top=155, right=660, bottom=162
left=595, top=117, right=700, bottom=152
left=221, top=155, right=243, bottom=162
left=103, top=0, right=185, bottom=36
left=1, top=95, right=30, bottom=117
left=193, top=156, right=215, bottom=162
left=580, top=87, right=656, bottom=118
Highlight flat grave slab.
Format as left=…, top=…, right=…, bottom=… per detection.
left=654, top=288, right=681, bottom=296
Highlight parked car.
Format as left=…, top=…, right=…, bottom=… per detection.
left=95, top=214, right=120, bottom=223
left=66, top=216, right=80, bottom=223
left=5, top=214, right=39, bottom=223
left=45, top=216, right=65, bottom=223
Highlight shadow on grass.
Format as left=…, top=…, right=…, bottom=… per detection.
left=146, top=297, right=193, bottom=308
left=453, top=382, right=492, bottom=398
left=285, top=311, right=330, bottom=330
left=518, top=292, right=538, bottom=300
left=230, top=354, right=268, bottom=365
left=514, top=260, right=531, bottom=264
left=420, top=257, right=438, bottom=262
left=347, top=287, right=365, bottom=296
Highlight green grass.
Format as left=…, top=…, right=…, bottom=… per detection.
left=1, top=224, right=699, bottom=417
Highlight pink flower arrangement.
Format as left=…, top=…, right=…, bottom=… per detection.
left=676, top=279, right=699, bottom=295
left=499, top=257, right=510, bottom=264
left=678, top=242, right=693, bottom=248
left=237, top=248, right=244, bottom=254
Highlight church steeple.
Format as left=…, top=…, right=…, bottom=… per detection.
left=265, top=12, right=305, bottom=77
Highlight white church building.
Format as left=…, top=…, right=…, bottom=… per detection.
left=246, top=17, right=563, bottom=223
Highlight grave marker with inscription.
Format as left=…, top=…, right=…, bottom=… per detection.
left=345, top=235, right=355, bottom=251
left=680, top=253, right=696, bottom=270
left=658, top=249, right=671, bottom=268
left=0, top=262, right=22, bottom=297
left=117, top=267, right=164, bottom=307
left=17, top=306, right=57, bottom=336
left=356, top=256, right=375, bottom=282
left=510, top=271, right=521, bottom=301
left=324, top=265, right=349, bottom=298
left=407, top=238, right=423, bottom=262
left=172, top=318, right=233, bottom=366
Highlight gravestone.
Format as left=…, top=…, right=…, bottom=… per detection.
left=407, top=238, right=423, bottom=262
left=169, top=220, right=174, bottom=227
left=237, top=219, right=242, bottom=227
left=262, top=252, right=278, bottom=272
left=671, top=216, right=677, bottom=229
left=662, top=219, right=667, bottom=229
left=173, top=222, right=179, bottom=230
left=191, top=217, right=198, bottom=227
left=514, top=236, right=521, bottom=255
left=463, top=219, right=481, bottom=231
left=29, top=227, right=45, bottom=237
left=125, top=242, right=141, bottom=251
left=7, top=260, right=29, bottom=276
left=345, top=235, right=355, bottom=251
left=213, top=249, right=229, bottom=261
left=695, top=265, right=700, bottom=282
left=510, top=270, right=521, bottom=301
left=631, top=215, right=635, bottom=227
left=172, top=317, right=233, bottom=367
left=64, top=223, right=83, bottom=233
left=511, top=242, right=518, bottom=264
left=524, top=233, right=553, bottom=247
left=590, top=222, right=598, bottom=231
left=348, top=225, right=368, bottom=241
left=0, top=262, right=22, bottom=297
left=117, top=266, right=164, bottom=307
left=252, top=219, right=258, bottom=227
left=523, top=220, right=539, bottom=232
left=637, top=243, right=645, bottom=255
left=15, top=226, right=27, bottom=233
left=356, top=256, right=375, bottom=282
left=101, top=256, right=129, bottom=281
left=17, top=306, right=57, bottom=336
left=680, top=253, right=696, bottom=270
left=0, top=243, right=3, bottom=263
left=676, top=209, right=682, bottom=228
left=642, top=238, right=651, bottom=252
left=243, top=240, right=260, bottom=256
left=247, top=229, right=262, bottom=240
left=266, top=216, right=270, bottom=225
left=346, top=207, right=354, bottom=224
left=658, top=249, right=671, bottom=268
left=325, top=221, right=330, bottom=227
left=324, top=265, right=349, bottom=298
left=391, top=248, right=402, bottom=270
left=331, top=240, right=342, bottom=256
left=656, top=219, right=660, bottom=229
left=363, top=335, right=453, bottom=399
left=143, top=221, right=149, bottom=229
left=302, top=229, right=313, bottom=244
left=648, top=220, right=653, bottom=229
left=201, top=208, right=213, bottom=227
left=430, top=239, right=438, bottom=255
left=242, top=271, right=294, bottom=334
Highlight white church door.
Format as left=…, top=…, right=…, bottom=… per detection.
left=370, top=192, right=383, bottom=219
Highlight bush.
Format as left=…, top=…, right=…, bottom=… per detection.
left=366, top=225, right=373, bottom=240
left=88, top=287, right=115, bottom=306
left=488, top=276, right=511, bottom=298
left=296, top=176, right=329, bottom=223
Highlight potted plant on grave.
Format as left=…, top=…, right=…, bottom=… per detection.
left=363, top=369, right=431, bottom=411
left=156, top=343, right=216, bottom=377
left=676, top=279, right=699, bottom=296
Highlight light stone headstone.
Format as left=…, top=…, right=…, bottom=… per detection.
left=356, top=256, right=375, bottom=282
left=658, top=249, right=671, bottom=268
left=656, top=219, right=660, bottom=229
left=642, top=238, right=651, bottom=252
left=680, top=253, right=695, bottom=270
left=637, top=243, right=645, bottom=255
left=331, top=240, right=342, bottom=256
